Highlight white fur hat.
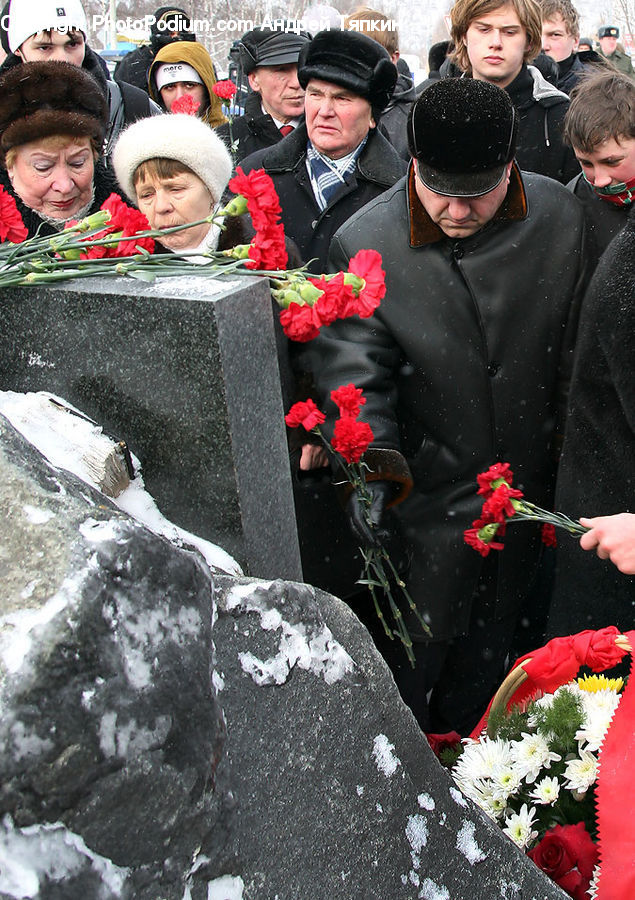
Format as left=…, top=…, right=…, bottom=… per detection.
left=8, top=0, right=87, bottom=53
left=112, top=113, right=233, bottom=205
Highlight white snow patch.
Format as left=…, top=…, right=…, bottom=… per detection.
left=372, top=734, right=401, bottom=777
left=418, top=792, right=435, bottom=811
left=450, top=786, right=468, bottom=807
left=26, top=352, right=55, bottom=369
left=376, top=803, right=383, bottom=813
left=418, top=878, right=450, bottom=900
left=356, top=785, right=364, bottom=796
left=79, top=517, right=124, bottom=544
left=207, top=874, right=244, bottom=899
left=456, top=821, right=487, bottom=865
left=98, top=711, right=171, bottom=760
left=8, top=721, right=53, bottom=762
left=227, top=583, right=355, bottom=686
left=0, top=569, right=85, bottom=673
left=0, top=815, right=129, bottom=897
left=212, top=670, right=225, bottom=692
left=22, top=505, right=54, bottom=525
left=405, top=814, right=428, bottom=853
left=499, top=879, right=521, bottom=897
left=409, top=870, right=420, bottom=886
left=0, top=390, right=241, bottom=577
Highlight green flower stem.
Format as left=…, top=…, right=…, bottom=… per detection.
left=510, top=499, right=589, bottom=535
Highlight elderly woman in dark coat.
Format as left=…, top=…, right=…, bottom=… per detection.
left=0, top=61, right=123, bottom=237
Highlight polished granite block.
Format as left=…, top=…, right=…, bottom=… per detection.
left=1, top=273, right=302, bottom=580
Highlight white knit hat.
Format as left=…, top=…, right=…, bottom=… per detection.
left=112, top=114, right=233, bottom=205
left=8, top=0, right=87, bottom=53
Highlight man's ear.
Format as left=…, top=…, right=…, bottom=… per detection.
left=247, top=70, right=261, bottom=94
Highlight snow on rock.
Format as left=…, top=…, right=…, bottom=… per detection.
left=405, top=814, right=429, bottom=854
left=206, top=874, right=245, bottom=899
left=372, top=733, right=402, bottom=777
left=450, top=786, right=468, bottom=808
left=0, top=390, right=241, bottom=577
left=0, top=816, right=129, bottom=899
left=224, top=581, right=355, bottom=686
left=418, top=793, right=435, bottom=811
left=418, top=877, right=451, bottom=900
left=456, top=821, right=488, bottom=865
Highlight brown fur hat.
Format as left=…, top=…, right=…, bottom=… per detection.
left=0, top=61, right=108, bottom=165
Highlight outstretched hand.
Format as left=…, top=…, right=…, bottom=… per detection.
left=579, top=513, right=635, bottom=575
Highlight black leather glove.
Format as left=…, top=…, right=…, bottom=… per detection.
left=346, top=480, right=395, bottom=549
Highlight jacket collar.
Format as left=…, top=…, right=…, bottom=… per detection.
left=260, top=122, right=405, bottom=187
left=407, top=161, right=528, bottom=247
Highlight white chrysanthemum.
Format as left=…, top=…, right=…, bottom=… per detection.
left=458, top=778, right=508, bottom=821
left=452, top=737, right=513, bottom=783
left=490, top=763, right=523, bottom=801
left=563, top=749, right=598, bottom=793
left=576, top=690, right=622, bottom=751
left=502, top=803, right=538, bottom=849
left=528, top=775, right=560, bottom=805
left=511, top=732, right=562, bottom=783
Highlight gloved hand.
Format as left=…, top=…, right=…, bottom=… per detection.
left=346, top=480, right=395, bottom=549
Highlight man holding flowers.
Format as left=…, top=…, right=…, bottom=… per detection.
left=312, top=77, right=588, bottom=733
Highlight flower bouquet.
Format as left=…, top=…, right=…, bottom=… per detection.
left=285, top=386, right=431, bottom=666
left=463, top=462, right=587, bottom=556
left=445, top=627, right=635, bottom=900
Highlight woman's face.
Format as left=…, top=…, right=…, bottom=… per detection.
left=160, top=81, right=206, bottom=114
left=6, top=137, right=94, bottom=219
left=134, top=168, right=214, bottom=250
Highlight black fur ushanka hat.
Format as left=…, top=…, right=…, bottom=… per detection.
left=297, top=29, right=397, bottom=118
left=0, top=61, right=108, bottom=165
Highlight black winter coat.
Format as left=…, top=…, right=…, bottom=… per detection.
left=312, top=164, right=588, bottom=640
left=239, top=124, right=407, bottom=273
left=379, top=72, right=417, bottom=161
left=215, top=91, right=295, bottom=166
left=568, top=173, right=630, bottom=274
left=549, top=207, right=635, bottom=636
left=506, top=65, right=579, bottom=184
left=114, top=45, right=154, bottom=92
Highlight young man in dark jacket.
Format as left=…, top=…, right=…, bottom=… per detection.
left=215, top=24, right=311, bottom=166
left=449, top=0, right=579, bottom=183
left=239, top=29, right=406, bottom=273
left=539, top=0, right=609, bottom=94
left=311, top=78, right=587, bottom=734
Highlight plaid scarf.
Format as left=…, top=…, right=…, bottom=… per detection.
left=306, top=137, right=368, bottom=211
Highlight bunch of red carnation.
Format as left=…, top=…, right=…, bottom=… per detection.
left=464, top=462, right=576, bottom=556
left=67, top=193, right=155, bottom=259
left=278, top=249, right=386, bottom=342
left=227, top=167, right=287, bottom=271
left=285, top=383, right=373, bottom=465
left=0, top=185, right=27, bottom=244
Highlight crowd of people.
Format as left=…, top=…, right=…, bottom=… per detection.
left=0, top=0, right=633, bottom=735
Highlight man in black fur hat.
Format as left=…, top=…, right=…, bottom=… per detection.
left=239, top=28, right=406, bottom=273
left=216, top=23, right=311, bottom=165
left=311, top=78, right=588, bottom=734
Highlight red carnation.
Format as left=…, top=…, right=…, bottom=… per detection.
left=541, top=523, right=557, bottom=547
left=331, top=384, right=366, bottom=419
left=77, top=194, right=154, bottom=258
left=170, top=94, right=201, bottom=116
left=464, top=518, right=505, bottom=556
left=528, top=823, right=598, bottom=900
left=213, top=79, right=238, bottom=101
left=476, top=462, right=515, bottom=497
left=279, top=302, right=321, bottom=342
left=332, top=416, right=373, bottom=464
left=285, top=399, right=326, bottom=431
left=228, top=167, right=282, bottom=233
left=481, top=483, right=523, bottom=522
left=347, top=248, right=386, bottom=317
left=0, top=185, right=27, bottom=243
left=246, top=222, right=287, bottom=271
left=312, top=273, right=355, bottom=326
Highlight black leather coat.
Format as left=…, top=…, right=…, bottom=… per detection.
left=313, top=164, right=588, bottom=640
left=239, top=123, right=406, bottom=273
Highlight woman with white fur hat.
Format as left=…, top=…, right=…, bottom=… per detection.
left=112, top=113, right=244, bottom=258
